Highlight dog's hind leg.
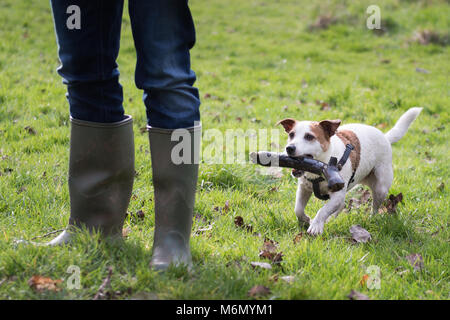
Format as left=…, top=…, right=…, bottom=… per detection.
left=295, top=183, right=312, bottom=227
left=365, top=164, right=393, bottom=214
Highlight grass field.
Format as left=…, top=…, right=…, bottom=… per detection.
left=0, top=0, right=449, bottom=299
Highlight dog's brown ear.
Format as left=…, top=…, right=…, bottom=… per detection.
left=276, top=118, right=296, bottom=133
left=318, top=119, right=341, bottom=137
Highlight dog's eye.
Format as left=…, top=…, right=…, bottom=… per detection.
left=289, top=132, right=295, bottom=139
left=304, top=133, right=315, bottom=141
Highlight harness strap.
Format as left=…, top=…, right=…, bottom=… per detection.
left=338, top=144, right=354, bottom=170
left=307, top=143, right=355, bottom=200
left=310, top=177, right=330, bottom=200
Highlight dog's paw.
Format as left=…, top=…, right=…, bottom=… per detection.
left=307, top=219, right=324, bottom=236
left=291, top=169, right=304, bottom=178
left=297, top=215, right=310, bottom=228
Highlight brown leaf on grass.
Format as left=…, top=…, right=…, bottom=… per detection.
left=359, top=274, right=369, bottom=287
left=380, top=193, right=403, bottom=214
left=223, top=200, right=230, bottom=213
left=269, top=274, right=279, bottom=282
left=272, top=252, right=283, bottom=264
left=24, top=126, right=36, bottom=135
left=122, top=227, right=131, bottom=238
left=213, top=201, right=231, bottom=215
left=234, top=216, right=244, bottom=227
left=347, top=189, right=371, bottom=211
left=248, top=285, right=271, bottom=298
left=28, top=275, right=63, bottom=292
left=293, top=232, right=304, bottom=244
left=359, top=189, right=371, bottom=204
left=349, top=225, right=372, bottom=243
left=259, top=239, right=283, bottom=264
left=411, top=30, right=449, bottom=46
left=405, top=253, right=424, bottom=271
left=347, top=290, right=370, bottom=300
left=139, top=127, right=148, bottom=134
left=315, top=100, right=330, bottom=111
left=234, top=216, right=253, bottom=233
left=308, top=14, right=337, bottom=31
left=128, top=210, right=145, bottom=220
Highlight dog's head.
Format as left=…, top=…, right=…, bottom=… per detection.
left=276, top=118, right=341, bottom=161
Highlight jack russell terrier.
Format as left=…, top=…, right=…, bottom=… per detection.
left=277, top=107, right=422, bottom=235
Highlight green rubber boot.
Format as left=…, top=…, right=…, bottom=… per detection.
left=148, top=124, right=201, bottom=270
left=45, top=115, right=135, bottom=246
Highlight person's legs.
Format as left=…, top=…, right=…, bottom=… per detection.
left=129, top=0, right=201, bottom=269
left=51, top=0, right=125, bottom=123
left=44, top=0, right=134, bottom=245
left=128, top=0, right=200, bottom=129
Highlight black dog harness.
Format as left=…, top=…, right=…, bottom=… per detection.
left=306, top=144, right=355, bottom=200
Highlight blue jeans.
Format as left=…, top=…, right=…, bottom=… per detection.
left=50, top=0, right=200, bottom=129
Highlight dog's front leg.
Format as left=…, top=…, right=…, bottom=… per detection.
left=307, top=189, right=346, bottom=236
left=295, top=182, right=312, bottom=227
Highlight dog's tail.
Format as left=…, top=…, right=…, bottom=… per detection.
left=385, top=107, right=422, bottom=144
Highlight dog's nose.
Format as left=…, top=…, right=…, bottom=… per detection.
left=286, top=145, right=296, bottom=155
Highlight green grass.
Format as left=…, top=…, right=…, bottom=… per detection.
left=0, top=0, right=449, bottom=300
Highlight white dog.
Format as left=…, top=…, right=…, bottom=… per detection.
left=277, top=107, right=422, bottom=235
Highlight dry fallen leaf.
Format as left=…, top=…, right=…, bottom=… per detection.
left=28, top=275, right=63, bottom=292
left=233, top=216, right=253, bottom=233
left=234, top=216, right=244, bottom=227
left=24, top=126, right=36, bottom=135
left=248, top=285, right=271, bottom=298
left=259, top=240, right=278, bottom=260
left=380, top=193, right=403, bottom=214
left=308, top=14, right=337, bottom=31
left=348, top=290, right=370, bottom=300
left=350, top=225, right=372, bottom=243
left=359, top=274, right=369, bottom=287
left=411, top=30, right=449, bottom=46
left=347, top=189, right=371, bottom=211
left=139, top=127, right=148, bottom=134
left=223, top=200, right=230, bottom=213
left=405, top=253, right=424, bottom=271
left=122, top=227, right=131, bottom=238
left=293, top=232, right=304, bottom=244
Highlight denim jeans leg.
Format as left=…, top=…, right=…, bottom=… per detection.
left=128, top=0, right=200, bottom=129
left=50, top=0, right=125, bottom=123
